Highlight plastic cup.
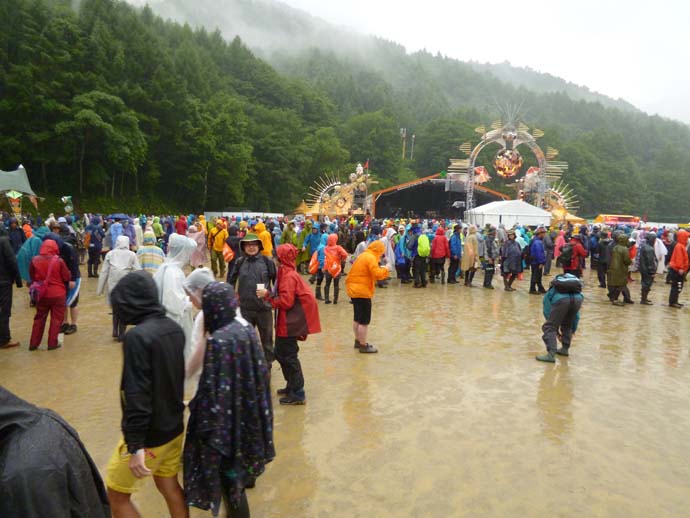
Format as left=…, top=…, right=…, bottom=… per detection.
left=256, top=283, right=265, bottom=291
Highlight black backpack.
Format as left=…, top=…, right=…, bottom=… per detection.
left=551, top=274, right=583, bottom=293
left=557, top=244, right=573, bottom=266
left=522, top=242, right=531, bottom=263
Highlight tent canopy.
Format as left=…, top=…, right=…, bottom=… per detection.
left=0, top=165, right=37, bottom=197
left=465, top=200, right=552, bottom=228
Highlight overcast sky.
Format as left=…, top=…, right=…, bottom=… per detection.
left=279, top=0, right=690, bottom=124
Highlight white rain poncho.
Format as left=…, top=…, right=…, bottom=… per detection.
left=182, top=267, right=216, bottom=396
left=380, top=227, right=397, bottom=268
left=154, top=234, right=197, bottom=354
left=96, top=236, right=140, bottom=304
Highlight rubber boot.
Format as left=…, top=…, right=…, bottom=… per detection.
left=536, top=352, right=556, bottom=363
left=87, top=263, right=93, bottom=278
left=333, top=286, right=339, bottom=304
left=641, top=288, right=653, bottom=305
left=324, top=285, right=331, bottom=304
left=504, top=277, right=510, bottom=291
left=556, top=347, right=569, bottom=357
left=469, top=270, right=476, bottom=285
left=441, top=271, right=445, bottom=284
left=507, top=276, right=516, bottom=292
left=315, top=286, right=323, bottom=300
left=464, top=271, right=470, bottom=286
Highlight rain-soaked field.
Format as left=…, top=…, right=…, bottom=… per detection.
left=2, top=266, right=689, bottom=517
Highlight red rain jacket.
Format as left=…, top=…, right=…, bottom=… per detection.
left=430, top=227, right=450, bottom=259
left=29, top=240, right=71, bottom=299
left=267, top=244, right=321, bottom=338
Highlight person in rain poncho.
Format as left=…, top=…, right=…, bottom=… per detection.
left=154, top=233, right=197, bottom=353
left=97, top=236, right=141, bottom=340
left=187, top=224, right=208, bottom=269
left=136, top=231, right=165, bottom=275
left=184, top=282, right=274, bottom=517
left=0, top=387, right=111, bottom=518
left=182, top=267, right=215, bottom=396
left=16, top=226, right=49, bottom=285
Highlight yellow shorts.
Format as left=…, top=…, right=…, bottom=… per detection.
left=105, top=433, right=184, bottom=494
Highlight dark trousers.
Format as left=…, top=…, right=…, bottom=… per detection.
left=542, top=296, right=582, bottom=353
left=430, top=258, right=445, bottom=279
left=30, top=296, right=66, bottom=347
left=413, top=256, right=427, bottom=286
left=112, top=314, right=126, bottom=341
left=483, top=263, right=495, bottom=287
left=242, top=308, right=274, bottom=364
left=597, top=262, right=608, bottom=288
left=324, top=272, right=340, bottom=302
left=448, top=258, right=460, bottom=282
left=275, top=336, right=304, bottom=395
left=544, top=250, right=554, bottom=275
left=530, top=264, right=545, bottom=292
left=220, top=479, right=249, bottom=518
left=0, top=283, right=13, bottom=344
left=669, top=269, right=685, bottom=305
left=87, top=247, right=101, bottom=275
left=396, top=260, right=411, bottom=281
left=610, top=285, right=632, bottom=302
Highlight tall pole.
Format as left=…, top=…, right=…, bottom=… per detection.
left=410, top=133, right=415, bottom=160
left=400, top=128, right=407, bottom=160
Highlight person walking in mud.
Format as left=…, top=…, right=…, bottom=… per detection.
left=536, top=273, right=584, bottom=363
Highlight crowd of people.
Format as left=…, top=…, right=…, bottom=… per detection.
left=0, top=209, right=688, bottom=517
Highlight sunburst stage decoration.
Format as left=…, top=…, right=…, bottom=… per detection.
left=298, top=163, right=373, bottom=216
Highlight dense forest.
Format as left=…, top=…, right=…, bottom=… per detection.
left=1, top=0, right=689, bottom=219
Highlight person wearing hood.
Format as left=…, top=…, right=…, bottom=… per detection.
left=225, top=225, right=241, bottom=282
left=181, top=268, right=216, bottom=393
left=186, top=224, right=208, bottom=269
left=528, top=227, right=548, bottom=294
left=109, top=218, right=124, bottom=245
left=207, top=219, right=229, bottom=278
left=105, top=271, right=187, bottom=518
left=137, top=231, right=165, bottom=275
left=448, top=224, right=462, bottom=284
left=152, top=216, right=164, bottom=239
left=121, top=219, right=136, bottom=250
left=154, top=233, right=197, bottom=352
left=596, top=230, right=612, bottom=289
left=314, top=233, right=329, bottom=300
left=85, top=216, right=105, bottom=277
left=303, top=222, right=321, bottom=280
left=258, top=244, right=321, bottom=404
left=461, top=225, right=479, bottom=286
left=280, top=220, right=298, bottom=246
left=28, top=240, right=71, bottom=350
left=184, top=282, right=275, bottom=516
left=255, top=221, right=273, bottom=258
left=175, top=214, right=188, bottom=235
left=16, top=226, right=49, bottom=285
left=639, top=232, right=659, bottom=305
left=407, top=225, right=428, bottom=288
left=543, top=229, right=557, bottom=276
left=667, top=229, right=688, bottom=308
left=97, top=236, right=141, bottom=340
left=430, top=226, right=450, bottom=284
left=0, top=387, right=111, bottom=517
left=45, top=225, right=81, bottom=336
left=229, top=233, right=277, bottom=368
left=7, top=218, right=26, bottom=254
left=608, top=234, right=633, bottom=306
left=345, top=241, right=390, bottom=354
left=323, top=233, right=348, bottom=304
left=536, top=273, right=584, bottom=363
left=561, top=234, right=587, bottom=278
left=0, top=228, right=23, bottom=346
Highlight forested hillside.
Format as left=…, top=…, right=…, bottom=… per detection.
left=1, top=0, right=689, bottom=218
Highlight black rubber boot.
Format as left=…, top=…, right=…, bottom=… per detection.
left=555, top=348, right=569, bottom=356
left=536, top=352, right=556, bottom=363
left=333, top=286, right=339, bottom=304
left=641, top=288, right=653, bottom=305
left=315, top=286, right=323, bottom=300
left=324, top=285, right=331, bottom=304
left=441, top=271, right=445, bottom=284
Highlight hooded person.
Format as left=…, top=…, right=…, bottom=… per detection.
left=254, top=221, right=273, bottom=258
left=448, top=224, right=463, bottom=284
left=16, top=226, right=49, bottom=285
left=224, top=225, right=241, bottom=283
left=105, top=271, right=187, bottom=518
left=187, top=224, right=208, bottom=269
left=182, top=267, right=216, bottom=395
left=461, top=225, right=479, bottom=286
left=184, top=282, right=275, bottom=516
left=314, top=233, right=329, bottom=300
left=258, top=244, right=320, bottom=404
left=500, top=228, right=523, bottom=291
left=153, top=233, right=197, bottom=352
left=85, top=216, right=105, bottom=277
left=28, top=239, right=71, bottom=350
left=7, top=218, right=26, bottom=254
left=97, top=236, right=141, bottom=340
left=137, top=231, right=166, bottom=275
left=0, top=387, right=111, bottom=518
left=345, top=240, right=390, bottom=354
left=608, top=234, right=633, bottom=306
left=323, top=233, right=349, bottom=304
left=667, top=229, right=689, bottom=308
left=430, top=226, right=450, bottom=283
left=152, top=216, right=164, bottom=239
left=280, top=220, right=298, bottom=246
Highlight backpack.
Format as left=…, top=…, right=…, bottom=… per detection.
left=29, top=256, right=59, bottom=305
left=551, top=274, right=583, bottom=293
left=557, top=244, right=573, bottom=266
left=417, top=234, right=430, bottom=257
left=522, top=242, right=532, bottom=263
left=308, top=251, right=319, bottom=274
left=83, top=230, right=91, bottom=249
left=324, top=251, right=342, bottom=278
left=222, top=242, right=235, bottom=263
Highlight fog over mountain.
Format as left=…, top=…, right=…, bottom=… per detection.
left=124, top=0, right=646, bottom=116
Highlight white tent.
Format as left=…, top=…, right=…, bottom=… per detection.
left=465, top=200, right=552, bottom=228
